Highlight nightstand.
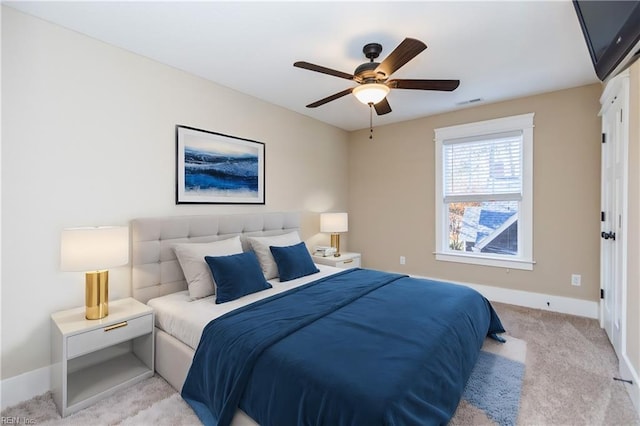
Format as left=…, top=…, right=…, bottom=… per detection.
left=50, top=297, right=154, bottom=417
left=313, top=252, right=361, bottom=269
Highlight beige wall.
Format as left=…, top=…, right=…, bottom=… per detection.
left=348, top=84, right=602, bottom=302
left=627, top=60, right=640, bottom=381
left=1, top=7, right=349, bottom=379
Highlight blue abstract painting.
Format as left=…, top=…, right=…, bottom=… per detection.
left=177, top=126, right=264, bottom=204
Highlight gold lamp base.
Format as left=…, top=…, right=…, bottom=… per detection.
left=85, top=270, right=109, bottom=320
left=330, top=233, right=341, bottom=257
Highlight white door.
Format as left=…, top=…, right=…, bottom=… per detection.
left=600, top=75, right=628, bottom=358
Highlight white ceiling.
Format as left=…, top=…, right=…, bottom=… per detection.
left=5, top=1, right=599, bottom=131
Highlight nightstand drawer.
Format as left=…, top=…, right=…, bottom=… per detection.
left=67, top=314, right=153, bottom=359
left=335, top=257, right=360, bottom=268
left=313, top=252, right=361, bottom=269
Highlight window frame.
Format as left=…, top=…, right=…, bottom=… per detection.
left=434, top=113, right=535, bottom=270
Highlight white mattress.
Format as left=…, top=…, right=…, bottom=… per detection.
left=148, top=264, right=343, bottom=349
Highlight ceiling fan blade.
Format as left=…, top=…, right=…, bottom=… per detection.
left=375, top=38, right=427, bottom=78
left=294, top=61, right=354, bottom=81
left=374, top=98, right=392, bottom=115
left=388, top=79, right=460, bottom=91
left=306, top=88, right=354, bottom=108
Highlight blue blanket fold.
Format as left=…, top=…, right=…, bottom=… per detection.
left=182, top=268, right=504, bottom=426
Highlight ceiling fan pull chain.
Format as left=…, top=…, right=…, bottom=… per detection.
left=369, top=103, right=374, bottom=139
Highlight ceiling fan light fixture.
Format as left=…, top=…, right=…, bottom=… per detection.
left=353, top=83, right=390, bottom=105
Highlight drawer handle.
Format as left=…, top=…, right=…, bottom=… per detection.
left=104, top=321, right=128, bottom=332
left=343, top=259, right=353, bottom=264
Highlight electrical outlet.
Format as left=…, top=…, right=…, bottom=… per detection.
left=400, top=256, right=406, bottom=265
left=571, top=274, right=581, bottom=286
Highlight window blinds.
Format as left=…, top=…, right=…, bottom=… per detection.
left=443, top=131, right=523, bottom=202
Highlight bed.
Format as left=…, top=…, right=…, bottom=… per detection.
left=131, top=212, right=504, bottom=426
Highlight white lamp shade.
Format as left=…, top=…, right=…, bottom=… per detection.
left=61, top=226, right=129, bottom=271
left=352, top=84, right=390, bottom=105
left=320, top=213, right=348, bottom=233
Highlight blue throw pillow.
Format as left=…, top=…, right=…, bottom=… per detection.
left=205, top=251, right=272, bottom=304
left=269, top=242, right=320, bottom=282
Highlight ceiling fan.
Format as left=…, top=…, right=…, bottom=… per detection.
left=294, top=38, right=460, bottom=116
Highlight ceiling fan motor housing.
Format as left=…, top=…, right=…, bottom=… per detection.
left=354, top=62, right=383, bottom=82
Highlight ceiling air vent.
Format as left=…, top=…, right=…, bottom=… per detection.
left=456, top=98, right=483, bottom=106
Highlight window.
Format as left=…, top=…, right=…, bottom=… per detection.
left=434, top=113, right=534, bottom=270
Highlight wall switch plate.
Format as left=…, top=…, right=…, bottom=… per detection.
left=571, top=274, right=581, bottom=286
left=400, top=256, right=406, bottom=265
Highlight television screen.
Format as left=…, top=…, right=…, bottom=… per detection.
left=574, top=0, right=640, bottom=80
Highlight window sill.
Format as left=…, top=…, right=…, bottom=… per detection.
left=434, top=252, right=535, bottom=271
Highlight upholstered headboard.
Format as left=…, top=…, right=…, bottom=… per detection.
left=131, top=212, right=300, bottom=304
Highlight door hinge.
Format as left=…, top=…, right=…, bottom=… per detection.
left=602, top=133, right=606, bottom=144
left=601, top=211, right=606, bottom=222
left=601, top=289, right=604, bottom=299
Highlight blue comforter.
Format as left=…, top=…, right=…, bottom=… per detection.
left=182, top=268, right=504, bottom=426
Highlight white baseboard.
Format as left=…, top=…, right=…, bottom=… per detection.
left=1, top=365, right=51, bottom=410
left=468, top=282, right=599, bottom=319
left=620, top=352, right=640, bottom=416
left=409, top=273, right=600, bottom=319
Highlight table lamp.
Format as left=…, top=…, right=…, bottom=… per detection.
left=61, top=226, right=129, bottom=320
left=320, top=212, right=348, bottom=257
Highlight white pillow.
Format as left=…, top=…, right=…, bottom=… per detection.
left=174, top=236, right=243, bottom=299
left=247, top=232, right=301, bottom=280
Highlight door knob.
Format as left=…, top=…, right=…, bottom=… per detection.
left=601, top=231, right=616, bottom=240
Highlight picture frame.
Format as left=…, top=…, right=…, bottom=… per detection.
left=176, top=125, right=265, bottom=204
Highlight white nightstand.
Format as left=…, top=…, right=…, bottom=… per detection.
left=50, top=297, right=154, bottom=417
left=313, top=252, right=361, bottom=269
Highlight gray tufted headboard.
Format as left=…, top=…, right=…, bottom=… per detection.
left=131, top=212, right=300, bottom=304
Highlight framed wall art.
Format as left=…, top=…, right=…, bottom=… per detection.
left=176, top=125, right=265, bottom=204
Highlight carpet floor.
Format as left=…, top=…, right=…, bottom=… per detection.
left=2, top=302, right=639, bottom=425
left=491, top=302, right=639, bottom=425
